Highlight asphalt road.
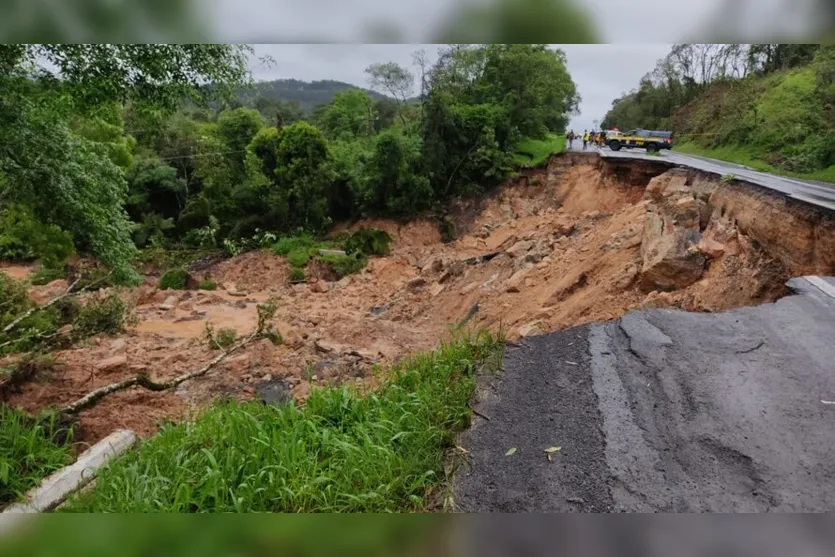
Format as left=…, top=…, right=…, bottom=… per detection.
left=454, top=276, right=835, bottom=512
left=564, top=142, right=835, bottom=212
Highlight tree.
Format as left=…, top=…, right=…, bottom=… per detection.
left=421, top=44, right=577, bottom=197
left=364, top=131, right=432, bottom=215
left=274, top=123, right=333, bottom=231
left=316, top=90, right=377, bottom=140
left=365, top=62, right=414, bottom=126
left=247, top=124, right=333, bottom=232
left=0, top=44, right=251, bottom=281
left=216, top=108, right=265, bottom=176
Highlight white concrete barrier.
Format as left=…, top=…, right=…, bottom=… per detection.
left=2, top=429, right=137, bottom=514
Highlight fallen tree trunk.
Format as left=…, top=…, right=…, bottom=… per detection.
left=59, top=331, right=260, bottom=416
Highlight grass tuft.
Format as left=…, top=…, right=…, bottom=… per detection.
left=0, top=406, right=73, bottom=508
left=513, top=134, right=566, bottom=168
left=64, top=331, right=504, bottom=512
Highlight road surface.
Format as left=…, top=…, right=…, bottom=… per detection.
left=564, top=142, right=835, bottom=212
left=454, top=276, right=835, bottom=512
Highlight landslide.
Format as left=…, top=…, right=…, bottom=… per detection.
left=4, top=153, right=832, bottom=445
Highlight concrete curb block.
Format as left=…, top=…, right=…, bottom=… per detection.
left=803, top=276, right=835, bottom=301
left=2, top=429, right=137, bottom=514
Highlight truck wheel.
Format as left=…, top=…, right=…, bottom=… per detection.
left=646, top=143, right=659, bottom=153
left=609, top=140, right=622, bottom=151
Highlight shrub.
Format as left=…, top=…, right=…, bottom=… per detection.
left=288, top=267, right=306, bottom=283
left=198, top=279, right=217, bottom=291
left=286, top=250, right=311, bottom=268
left=211, top=327, right=237, bottom=350
left=0, top=274, right=32, bottom=329
left=273, top=235, right=315, bottom=256
left=317, top=253, right=367, bottom=278
left=343, top=228, right=392, bottom=257
left=439, top=218, right=456, bottom=243
left=0, top=205, right=75, bottom=269
left=73, top=293, right=133, bottom=339
left=159, top=268, right=188, bottom=290
left=0, top=406, right=73, bottom=508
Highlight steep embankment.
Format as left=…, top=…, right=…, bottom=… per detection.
left=4, top=153, right=833, bottom=445
left=672, top=61, right=835, bottom=181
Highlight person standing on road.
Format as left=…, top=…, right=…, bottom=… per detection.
left=566, top=130, right=574, bottom=149
left=583, top=130, right=589, bottom=150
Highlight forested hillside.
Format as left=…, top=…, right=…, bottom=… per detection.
left=602, top=44, right=835, bottom=180
left=244, top=79, right=388, bottom=112
left=0, top=44, right=578, bottom=283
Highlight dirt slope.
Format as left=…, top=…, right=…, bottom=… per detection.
left=4, top=154, right=828, bottom=445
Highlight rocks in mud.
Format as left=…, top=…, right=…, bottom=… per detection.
left=519, top=320, right=543, bottom=338
left=430, top=283, right=445, bottom=297
left=553, top=218, right=576, bottom=237
left=613, top=263, right=640, bottom=291
left=460, top=282, right=479, bottom=295
left=697, top=238, right=726, bottom=259
left=545, top=269, right=589, bottom=305
left=640, top=212, right=707, bottom=291
left=506, top=240, right=534, bottom=258
left=407, top=277, right=427, bottom=291
left=314, top=339, right=344, bottom=354
left=641, top=291, right=676, bottom=309
left=505, top=268, right=529, bottom=293
left=644, top=168, right=689, bottom=201
left=96, top=354, right=127, bottom=373
left=309, top=279, right=330, bottom=294
left=108, top=338, right=127, bottom=353
left=369, top=305, right=389, bottom=318
left=639, top=172, right=708, bottom=291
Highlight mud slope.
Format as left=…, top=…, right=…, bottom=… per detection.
left=5, top=154, right=830, bottom=445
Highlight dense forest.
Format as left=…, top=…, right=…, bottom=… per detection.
left=602, top=44, right=835, bottom=177
left=0, top=44, right=578, bottom=284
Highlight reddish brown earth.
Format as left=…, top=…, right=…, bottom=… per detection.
left=3, top=154, right=832, bottom=446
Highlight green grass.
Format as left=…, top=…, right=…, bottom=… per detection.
left=64, top=331, right=504, bottom=512
left=318, top=253, right=367, bottom=278
left=275, top=231, right=389, bottom=282
left=159, top=268, right=189, bottom=290
left=513, top=134, right=566, bottom=168
left=675, top=142, right=835, bottom=184
left=198, top=279, right=217, bottom=291
left=0, top=406, right=73, bottom=508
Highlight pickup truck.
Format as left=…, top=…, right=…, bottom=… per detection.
left=606, top=129, right=673, bottom=153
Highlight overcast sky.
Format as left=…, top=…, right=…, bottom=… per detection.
left=250, top=44, right=671, bottom=133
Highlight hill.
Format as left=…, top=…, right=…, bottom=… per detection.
left=602, top=44, right=835, bottom=182
left=242, top=79, right=390, bottom=112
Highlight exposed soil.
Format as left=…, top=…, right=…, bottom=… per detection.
left=3, top=153, right=830, bottom=447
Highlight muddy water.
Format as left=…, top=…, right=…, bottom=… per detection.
left=0, top=264, right=35, bottom=281
left=136, top=292, right=271, bottom=339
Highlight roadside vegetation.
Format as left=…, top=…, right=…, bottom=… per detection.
left=513, top=134, right=566, bottom=168
left=603, top=44, right=835, bottom=182
left=675, top=142, right=835, bottom=184
left=0, top=406, right=73, bottom=508
left=64, top=332, right=503, bottom=512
